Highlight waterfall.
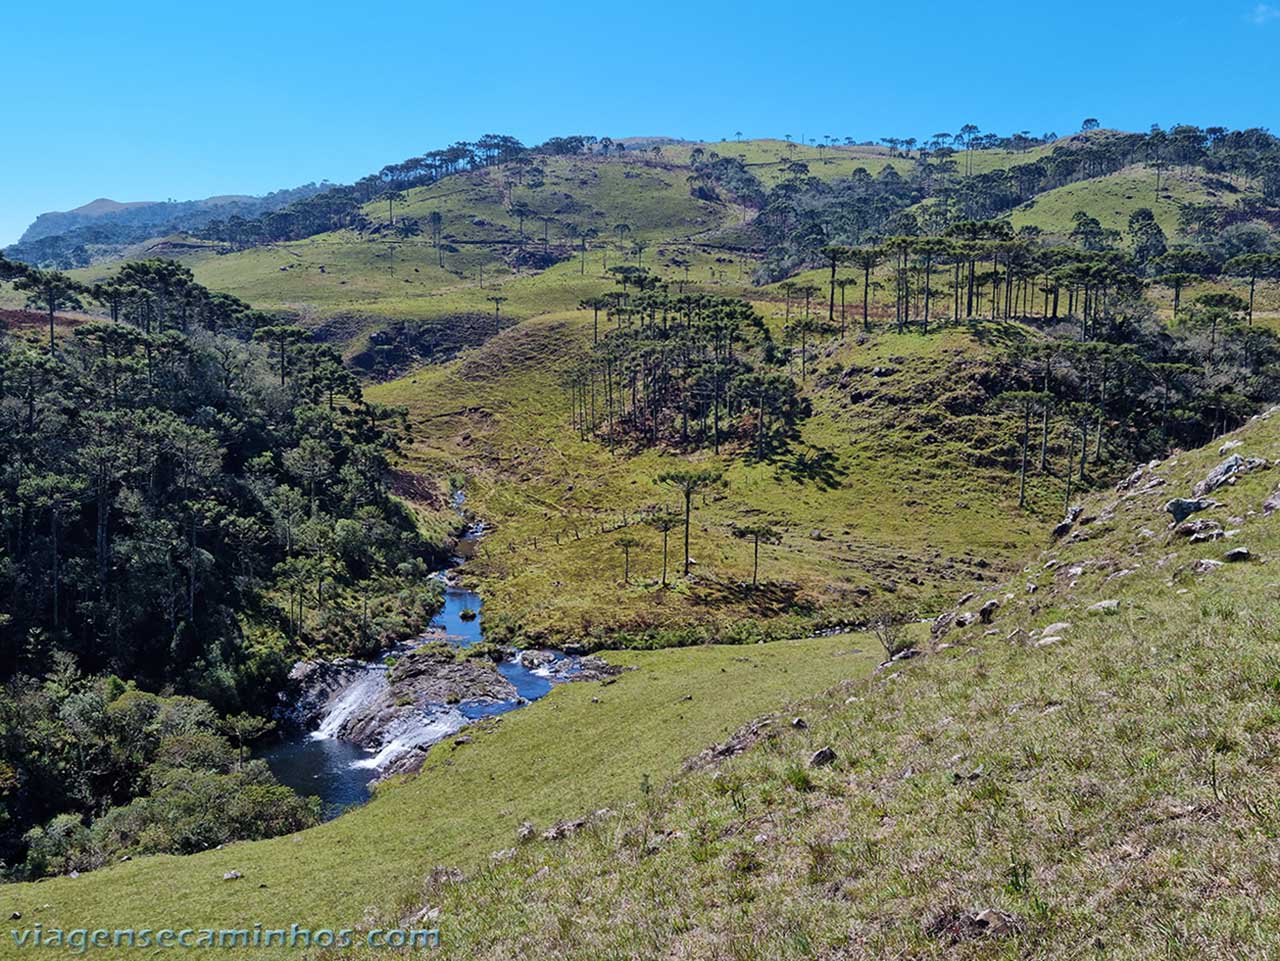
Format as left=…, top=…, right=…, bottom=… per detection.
left=307, top=662, right=470, bottom=772
left=311, top=665, right=389, bottom=741
left=349, top=708, right=469, bottom=770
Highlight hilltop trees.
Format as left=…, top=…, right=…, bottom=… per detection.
left=646, top=511, right=682, bottom=587
left=1127, top=208, right=1167, bottom=265
left=994, top=389, right=1051, bottom=508
left=1224, top=253, right=1280, bottom=323
left=615, top=534, right=640, bottom=585
left=846, top=247, right=883, bottom=332
left=487, top=295, right=509, bottom=334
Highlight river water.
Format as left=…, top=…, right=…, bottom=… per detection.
left=262, top=523, right=572, bottom=820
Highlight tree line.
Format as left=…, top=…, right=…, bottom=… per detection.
left=196, top=133, right=618, bottom=249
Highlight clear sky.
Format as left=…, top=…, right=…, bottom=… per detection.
left=3, top=0, right=1278, bottom=246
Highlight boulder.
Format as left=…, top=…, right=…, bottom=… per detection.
left=930, top=611, right=955, bottom=638
left=1165, top=498, right=1215, bottom=524
left=1223, top=547, right=1251, bottom=563
left=1264, top=489, right=1280, bottom=514
left=978, top=599, right=999, bottom=624
left=1193, top=559, right=1224, bottom=575
left=1041, top=621, right=1072, bottom=636
left=1087, top=599, right=1120, bottom=614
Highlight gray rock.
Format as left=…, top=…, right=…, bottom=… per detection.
left=223, top=871, right=243, bottom=881
left=1224, top=547, right=1251, bottom=563
left=1193, top=559, right=1224, bottom=574
left=1193, top=454, right=1269, bottom=497
left=978, top=599, right=999, bottom=624
left=289, top=646, right=517, bottom=750
left=1165, top=498, right=1214, bottom=524
left=1264, top=489, right=1280, bottom=514
left=1117, top=466, right=1146, bottom=492
left=1087, top=599, right=1120, bottom=614
left=1189, top=529, right=1225, bottom=544
left=808, top=747, right=837, bottom=768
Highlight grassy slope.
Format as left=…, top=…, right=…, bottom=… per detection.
left=391, top=407, right=1280, bottom=960
left=660, top=138, right=1062, bottom=189
left=0, top=634, right=883, bottom=954
left=1010, top=163, right=1260, bottom=240
left=368, top=308, right=1062, bottom=645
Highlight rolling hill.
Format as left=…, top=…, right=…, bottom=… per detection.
left=1010, top=162, right=1263, bottom=240
left=365, top=405, right=1280, bottom=961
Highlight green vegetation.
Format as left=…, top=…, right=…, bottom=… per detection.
left=370, top=311, right=1052, bottom=645
left=10, top=673, right=317, bottom=879
left=1010, top=163, right=1262, bottom=240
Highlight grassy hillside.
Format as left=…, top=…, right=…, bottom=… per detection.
left=368, top=307, right=1065, bottom=646
left=1010, top=162, right=1260, bottom=240
left=0, top=634, right=885, bottom=955
left=660, top=137, right=1064, bottom=188
left=379, top=407, right=1280, bottom=960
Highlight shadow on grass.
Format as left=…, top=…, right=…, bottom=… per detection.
left=773, top=444, right=848, bottom=491
left=692, top=575, right=810, bottom=617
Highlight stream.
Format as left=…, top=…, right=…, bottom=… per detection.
left=262, top=517, right=578, bottom=820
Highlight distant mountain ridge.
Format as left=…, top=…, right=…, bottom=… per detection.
left=7, top=183, right=331, bottom=267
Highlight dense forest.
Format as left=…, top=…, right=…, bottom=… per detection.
left=566, top=291, right=808, bottom=457
left=0, top=254, right=442, bottom=877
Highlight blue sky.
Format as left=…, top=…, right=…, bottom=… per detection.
left=3, top=0, right=1278, bottom=246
